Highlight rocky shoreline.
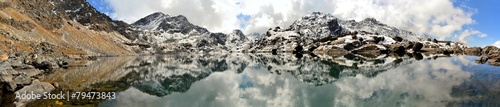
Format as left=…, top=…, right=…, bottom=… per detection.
left=472, top=46, right=500, bottom=66
left=0, top=49, right=97, bottom=106
left=1, top=46, right=498, bottom=106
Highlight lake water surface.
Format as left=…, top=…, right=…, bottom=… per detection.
left=38, top=54, right=500, bottom=107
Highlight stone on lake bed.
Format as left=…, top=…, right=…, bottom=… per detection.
left=14, top=79, right=55, bottom=107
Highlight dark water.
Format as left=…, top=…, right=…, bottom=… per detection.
left=42, top=54, right=500, bottom=107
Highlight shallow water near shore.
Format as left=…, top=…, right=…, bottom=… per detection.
left=27, top=54, right=500, bottom=107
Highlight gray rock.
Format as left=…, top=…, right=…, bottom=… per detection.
left=1, top=61, right=16, bottom=86
left=1, top=74, right=17, bottom=92
left=13, top=74, right=32, bottom=85
left=32, top=61, right=55, bottom=70
left=0, top=61, right=13, bottom=71
left=11, top=61, right=35, bottom=70
left=17, top=69, right=42, bottom=77
left=14, top=79, right=55, bottom=107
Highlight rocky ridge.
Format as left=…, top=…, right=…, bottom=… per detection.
left=123, top=12, right=251, bottom=54
left=473, top=46, right=500, bottom=66
left=246, top=12, right=470, bottom=60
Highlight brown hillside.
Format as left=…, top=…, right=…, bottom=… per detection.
left=0, top=0, right=135, bottom=57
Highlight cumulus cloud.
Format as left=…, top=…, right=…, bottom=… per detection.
left=105, top=0, right=484, bottom=42
left=106, top=0, right=241, bottom=33
left=493, top=41, right=500, bottom=48
left=453, top=28, right=487, bottom=43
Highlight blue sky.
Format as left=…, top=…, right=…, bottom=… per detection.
left=461, top=0, right=500, bottom=47
left=87, top=0, right=499, bottom=47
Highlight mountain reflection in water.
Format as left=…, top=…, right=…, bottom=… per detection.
left=51, top=54, right=500, bottom=107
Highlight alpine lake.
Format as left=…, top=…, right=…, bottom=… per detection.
left=24, top=53, right=500, bottom=107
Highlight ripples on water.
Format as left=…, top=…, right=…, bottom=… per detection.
left=39, top=54, right=500, bottom=107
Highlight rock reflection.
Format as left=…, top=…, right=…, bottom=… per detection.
left=333, top=56, right=473, bottom=107
left=40, top=54, right=500, bottom=107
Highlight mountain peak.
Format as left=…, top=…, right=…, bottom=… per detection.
left=151, top=12, right=167, bottom=16
left=289, top=12, right=342, bottom=38
left=231, top=29, right=244, bottom=36
left=361, top=17, right=381, bottom=24
left=132, top=12, right=209, bottom=34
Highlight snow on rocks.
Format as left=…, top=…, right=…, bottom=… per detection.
left=122, top=11, right=470, bottom=59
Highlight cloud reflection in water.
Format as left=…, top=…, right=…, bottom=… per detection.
left=96, top=55, right=499, bottom=107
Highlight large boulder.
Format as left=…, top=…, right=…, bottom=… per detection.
left=1, top=61, right=17, bottom=91
left=464, top=47, right=482, bottom=56
left=1, top=74, right=17, bottom=92
left=488, top=57, right=500, bottom=66
left=412, top=42, right=423, bottom=52
left=13, top=74, right=32, bottom=85
left=389, top=44, right=405, bottom=54
left=482, top=46, right=499, bottom=55
left=482, top=46, right=500, bottom=59
left=14, top=80, right=55, bottom=107
left=476, top=56, right=488, bottom=64
left=392, top=36, right=403, bottom=42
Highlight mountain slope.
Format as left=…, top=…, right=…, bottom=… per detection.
left=247, top=12, right=457, bottom=56
left=0, top=0, right=135, bottom=57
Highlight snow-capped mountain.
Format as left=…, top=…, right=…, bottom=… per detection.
left=132, top=12, right=209, bottom=35
left=122, top=12, right=463, bottom=57
left=123, top=12, right=253, bottom=54
left=289, top=12, right=430, bottom=41
left=108, top=53, right=429, bottom=96
left=339, top=17, right=430, bottom=41
left=247, top=12, right=450, bottom=56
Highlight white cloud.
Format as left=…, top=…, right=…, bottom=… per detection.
left=107, top=0, right=241, bottom=33
left=106, top=0, right=483, bottom=42
left=493, top=41, right=500, bottom=48
left=453, top=28, right=487, bottom=43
